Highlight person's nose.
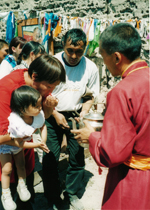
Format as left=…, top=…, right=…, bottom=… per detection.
left=46, top=86, right=55, bottom=94
left=71, top=52, right=77, bottom=59
left=50, top=87, right=56, bottom=92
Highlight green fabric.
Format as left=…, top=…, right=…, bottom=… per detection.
left=15, top=21, right=18, bottom=37
left=88, top=20, right=101, bottom=56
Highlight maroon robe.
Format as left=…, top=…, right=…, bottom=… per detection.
left=89, top=60, right=150, bottom=209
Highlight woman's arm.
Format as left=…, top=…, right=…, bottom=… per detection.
left=0, top=134, right=11, bottom=145
left=0, top=134, right=23, bottom=147
left=42, top=95, right=58, bottom=119
left=42, top=106, right=54, bottom=119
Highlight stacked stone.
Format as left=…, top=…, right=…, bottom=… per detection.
left=0, top=0, right=149, bottom=114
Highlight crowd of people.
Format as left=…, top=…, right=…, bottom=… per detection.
left=0, top=22, right=149, bottom=210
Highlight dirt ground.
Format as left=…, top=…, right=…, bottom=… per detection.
left=33, top=151, right=108, bottom=210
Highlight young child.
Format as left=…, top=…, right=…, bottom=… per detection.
left=0, top=85, right=49, bottom=210
left=0, top=36, right=26, bottom=79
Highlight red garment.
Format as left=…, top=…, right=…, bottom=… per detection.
left=0, top=69, right=35, bottom=183
left=89, top=60, right=150, bottom=210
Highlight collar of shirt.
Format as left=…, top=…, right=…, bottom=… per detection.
left=62, top=52, right=82, bottom=67
left=121, top=60, right=148, bottom=79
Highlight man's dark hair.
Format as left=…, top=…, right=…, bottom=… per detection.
left=0, top=39, right=8, bottom=50
left=62, top=28, right=87, bottom=47
left=99, top=23, right=141, bottom=61
left=28, top=54, right=66, bottom=84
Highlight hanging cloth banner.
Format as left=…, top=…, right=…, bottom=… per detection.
left=23, top=10, right=27, bottom=20
left=6, top=11, right=15, bottom=43
left=88, top=19, right=94, bottom=42
left=15, top=21, right=18, bottom=37
left=53, top=17, right=62, bottom=38
left=0, top=12, right=9, bottom=22
left=42, top=12, right=59, bottom=45
left=88, top=20, right=101, bottom=56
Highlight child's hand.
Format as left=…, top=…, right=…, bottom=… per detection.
left=38, top=142, right=50, bottom=153
left=44, top=95, right=59, bottom=108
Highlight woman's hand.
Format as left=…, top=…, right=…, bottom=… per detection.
left=44, top=95, right=59, bottom=108
left=43, top=96, right=59, bottom=119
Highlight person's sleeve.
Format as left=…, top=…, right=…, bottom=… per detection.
left=0, top=88, right=11, bottom=135
left=87, top=62, right=100, bottom=97
left=89, top=87, right=137, bottom=168
left=0, top=60, right=13, bottom=79
left=8, top=112, right=35, bottom=138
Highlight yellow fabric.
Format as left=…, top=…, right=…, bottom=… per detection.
left=53, top=20, right=62, bottom=37
left=124, top=154, right=150, bottom=170
left=46, top=20, right=51, bottom=36
left=135, top=19, right=141, bottom=29
left=121, top=60, right=146, bottom=77
left=126, top=66, right=149, bottom=76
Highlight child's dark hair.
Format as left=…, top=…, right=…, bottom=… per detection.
left=10, top=85, right=41, bottom=115
left=17, top=41, right=45, bottom=65
left=9, top=36, right=27, bottom=54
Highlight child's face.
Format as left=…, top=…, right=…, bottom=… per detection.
left=12, top=44, right=22, bottom=58
left=24, top=95, right=42, bottom=117
left=0, top=44, right=9, bottom=63
left=15, top=44, right=22, bottom=55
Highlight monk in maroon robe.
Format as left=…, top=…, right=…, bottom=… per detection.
left=71, top=23, right=150, bottom=210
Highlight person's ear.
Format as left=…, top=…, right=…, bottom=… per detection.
left=31, top=73, right=38, bottom=81
left=11, top=46, right=16, bottom=53
left=61, top=40, right=64, bottom=48
left=30, top=51, right=35, bottom=62
left=114, top=52, right=121, bottom=65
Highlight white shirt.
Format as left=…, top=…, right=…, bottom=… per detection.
left=11, top=60, right=29, bottom=72
left=0, top=55, right=16, bottom=79
left=0, top=60, right=13, bottom=79
left=8, top=110, right=45, bottom=140
left=53, top=52, right=100, bottom=111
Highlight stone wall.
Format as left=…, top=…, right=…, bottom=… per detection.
left=0, top=0, right=149, bottom=111
left=0, top=0, right=149, bottom=19
left=0, top=0, right=149, bottom=39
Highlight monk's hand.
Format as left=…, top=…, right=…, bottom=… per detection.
left=44, top=95, right=59, bottom=108
left=71, top=120, right=95, bottom=144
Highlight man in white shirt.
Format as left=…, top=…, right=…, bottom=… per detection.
left=42, top=28, right=100, bottom=210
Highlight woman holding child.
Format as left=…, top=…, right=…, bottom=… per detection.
left=0, top=53, right=66, bottom=210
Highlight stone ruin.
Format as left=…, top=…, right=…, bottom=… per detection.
left=0, top=0, right=149, bottom=113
